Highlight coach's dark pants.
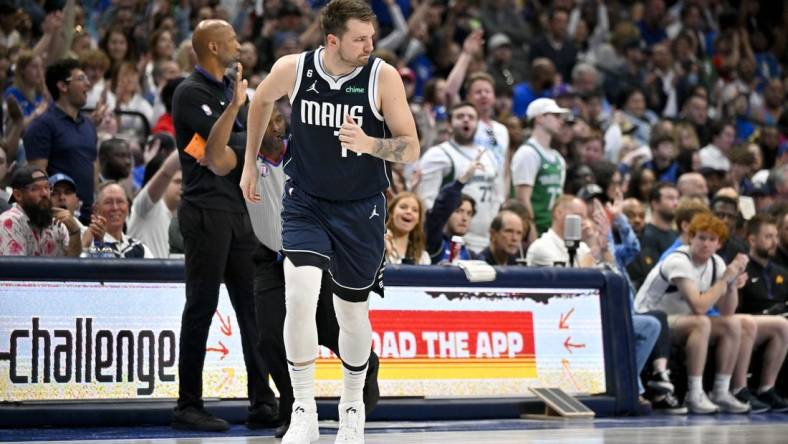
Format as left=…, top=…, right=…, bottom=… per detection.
left=252, top=242, right=342, bottom=422
left=177, top=201, right=276, bottom=411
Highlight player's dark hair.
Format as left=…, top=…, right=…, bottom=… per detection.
left=321, top=0, right=376, bottom=40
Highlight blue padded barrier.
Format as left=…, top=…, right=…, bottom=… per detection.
left=0, top=259, right=637, bottom=426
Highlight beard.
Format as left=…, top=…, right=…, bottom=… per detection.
left=453, top=131, right=475, bottom=146
left=657, top=209, right=675, bottom=223
left=755, top=246, right=775, bottom=259
left=339, top=48, right=369, bottom=68
left=22, top=198, right=53, bottom=231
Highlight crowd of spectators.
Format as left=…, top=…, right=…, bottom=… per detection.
left=0, top=0, right=786, bottom=414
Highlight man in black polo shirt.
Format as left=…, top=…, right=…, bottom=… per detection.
left=171, top=19, right=277, bottom=431
left=740, top=214, right=788, bottom=315
left=736, top=214, right=788, bottom=411
left=25, top=58, right=98, bottom=225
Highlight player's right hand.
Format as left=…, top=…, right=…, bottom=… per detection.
left=240, top=163, right=261, bottom=203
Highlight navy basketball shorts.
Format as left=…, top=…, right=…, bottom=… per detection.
left=281, top=180, right=386, bottom=302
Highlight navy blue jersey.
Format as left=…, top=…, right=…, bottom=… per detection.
left=286, top=48, right=390, bottom=201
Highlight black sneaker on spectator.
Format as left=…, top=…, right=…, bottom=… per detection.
left=757, top=388, right=788, bottom=413
left=246, top=402, right=281, bottom=429
left=734, top=388, right=770, bottom=414
left=172, top=406, right=230, bottom=431
left=646, top=370, right=675, bottom=395
left=651, top=392, right=688, bottom=415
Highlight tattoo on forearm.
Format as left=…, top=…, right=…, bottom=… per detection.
left=373, top=137, right=408, bottom=162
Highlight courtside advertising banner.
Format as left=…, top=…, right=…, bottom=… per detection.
left=0, top=281, right=606, bottom=401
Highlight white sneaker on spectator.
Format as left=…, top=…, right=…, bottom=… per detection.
left=282, top=402, right=319, bottom=444
left=336, top=401, right=365, bottom=444
left=685, top=391, right=719, bottom=414
left=710, top=390, right=751, bottom=414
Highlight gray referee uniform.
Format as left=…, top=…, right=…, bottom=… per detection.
left=246, top=157, right=286, bottom=250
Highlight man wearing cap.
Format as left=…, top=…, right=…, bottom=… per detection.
left=49, top=173, right=82, bottom=222
left=511, top=98, right=569, bottom=239
left=0, top=165, right=82, bottom=257
left=486, top=33, right=526, bottom=97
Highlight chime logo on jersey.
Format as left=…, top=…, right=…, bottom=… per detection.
left=345, top=86, right=365, bottom=94
left=300, top=100, right=364, bottom=129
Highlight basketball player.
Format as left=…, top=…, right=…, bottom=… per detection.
left=240, top=1, right=419, bottom=443
left=203, top=72, right=381, bottom=438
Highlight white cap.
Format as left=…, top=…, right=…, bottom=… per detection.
left=526, top=98, right=570, bottom=120
left=699, top=146, right=731, bottom=172
left=487, top=33, right=512, bottom=51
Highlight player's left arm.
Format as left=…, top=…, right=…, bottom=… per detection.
left=338, top=64, right=419, bottom=163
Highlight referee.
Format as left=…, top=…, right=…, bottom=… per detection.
left=201, top=81, right=380, bottom=437
left=170, top=20, right=277, bottom=431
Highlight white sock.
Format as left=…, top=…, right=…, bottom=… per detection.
left=758, top=385, right=773, bottom=394
left=712, top=374, right=731, bottom=396
left=289, top=362, right=317, bottom=412
left=341, top=362, right=368, bottom=404
left=688, top=376, right=704, bottom=396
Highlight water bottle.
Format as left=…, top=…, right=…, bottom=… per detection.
left=87, top=240, right=100, bottom=258
left=448, top=235, right=464, bottom=264
left=99, top=242, right=115, bottom=258
left=89, top=240, right=114, bottom=258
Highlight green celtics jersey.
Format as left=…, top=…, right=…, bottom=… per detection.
left=528, top=142, right=564, bottom=234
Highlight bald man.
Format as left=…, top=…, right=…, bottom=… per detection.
left=171, top=20, right=278, bottom=432
left=526, top=195, right=594, bottom=267
left=677, top=172, right=709, bottom=204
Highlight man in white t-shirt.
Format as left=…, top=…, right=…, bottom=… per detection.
left=526, top=195, right=596, bottom=267
left=511, top=98, right=569, bottom=239
left=418, top=102, right=503, bottom=252
left=635, top=213, right=751, bottom=414
left=127, top=147, right=181, bottom=258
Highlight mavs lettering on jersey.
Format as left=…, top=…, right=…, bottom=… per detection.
left=300, top=100, right=364, bottom=141
left=287, top=48, right=391, bottom=200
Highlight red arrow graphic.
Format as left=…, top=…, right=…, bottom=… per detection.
left=561, top=359, right=582, bottom=391
left=216, top=310, right=233, bottom=336
left=563, top=336, right=586, bottom=353
left=559, top=308, right=575, bottom=330
left=206, top=341, right=229, bottom=360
